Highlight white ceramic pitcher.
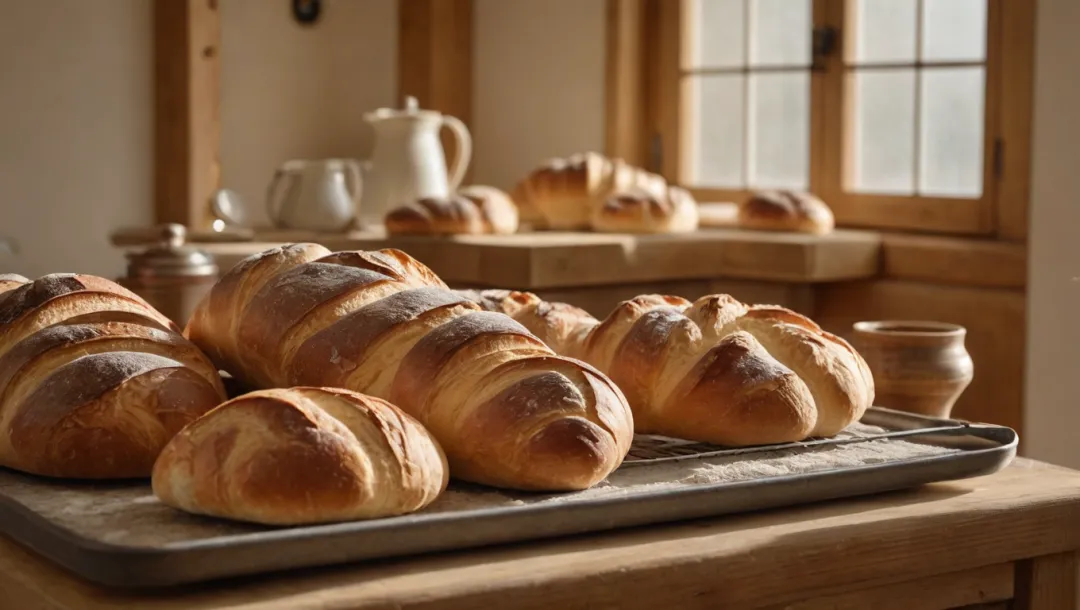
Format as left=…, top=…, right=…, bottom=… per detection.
left=361, top=96, right=472, bottom=226
left=265, top=158, right=362, bottom=232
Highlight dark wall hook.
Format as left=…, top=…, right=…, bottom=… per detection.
left=292, top=0, right=322, bottom=25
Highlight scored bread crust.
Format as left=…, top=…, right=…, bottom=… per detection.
left=0, top=274, right=226, bottom=478
left=152, top=386, right=448, bottom=525
left=384, top=186, right=519, bottom=236
left=591, top=186, right=700, bottom=234
left=459, top=289, right=874, bottom=445
left=184, top=244, right=635, bottom=491
left=738, top=190, right=835, bottom=235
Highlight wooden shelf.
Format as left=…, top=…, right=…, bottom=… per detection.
left=111, top=226, right=882, bottom=288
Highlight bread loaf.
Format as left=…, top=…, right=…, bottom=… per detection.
left=152, top=386, right=447, bottom=525
left=591, top=186, right=699, bottom=234
left=384, top=186, right=518, bottom=236
left=184, top=244, right=634, bottom=491
left=459, top=290, right=874, bottom=446
left=0, top=274, right=226, bottom=478
left=512, top=152, right=669, bottom=230
left=739, top=190, right=835, bottom=235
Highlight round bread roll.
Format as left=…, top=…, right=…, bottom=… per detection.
left=738, top=190, right=835, bottom=235
left=459, top=185, right=519, bottom=234
left=152, top=386, right=449, bottom=525
left=591, top=186, right=699, bottom=234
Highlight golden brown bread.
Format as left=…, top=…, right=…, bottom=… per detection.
left=152, top=386, right=448, bottom=525
left=459, top=290, right=874, bottom=445
left=591, top=186, right=700, bottom=234
left=0, top=274, right=226, bottom=478
left=511, top=152, right=670, bottom=230
left=738, top=190, right=835, bottom=235
left=184, top=244, right=634, bottom=491
left=384, top=186, right=519, bottom=236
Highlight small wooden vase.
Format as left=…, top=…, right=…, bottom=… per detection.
left=851, top=321, right=974, bottom=419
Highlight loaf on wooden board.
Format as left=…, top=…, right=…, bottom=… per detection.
left=511, top=152, right=670, bottom=231
left=153, top=386, right=448, bottom=525
left=738, top=190, right=835, bottom=235
left=184, top=244, right=634, bottom=491
left=591, top=186, right=699, bottom=234
left=0, top=274, right=226, bottom=478
left=385, top=186, right=519, bottom=236
left=458, top=290, right=875, bottom=446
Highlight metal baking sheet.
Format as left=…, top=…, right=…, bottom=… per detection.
left=0, top=407, right=1016, bottom=589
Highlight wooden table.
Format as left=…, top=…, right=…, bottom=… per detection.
left=3, top=457, right=1079, bottom=609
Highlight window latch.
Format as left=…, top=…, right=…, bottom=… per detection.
left=812, top=26, right=839, bottom=71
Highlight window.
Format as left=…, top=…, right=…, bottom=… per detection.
left=643, top=0, right=1034, bottom=236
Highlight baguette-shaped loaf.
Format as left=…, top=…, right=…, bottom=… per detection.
left=0, top=274, right=226, bottom=478
left=185, top=244, right=634, bottom=491
left=459, top=290, right=874, bottom=446
left=152, top=387, right=448, bottom=525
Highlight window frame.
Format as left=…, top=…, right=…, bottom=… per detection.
left=613, top=0, right=1035, bottom=238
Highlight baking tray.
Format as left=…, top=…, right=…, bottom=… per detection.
left=0, top=407, right=1016, bottom=589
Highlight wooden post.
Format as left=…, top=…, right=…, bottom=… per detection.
left=153, top=0, right=221, bottom=229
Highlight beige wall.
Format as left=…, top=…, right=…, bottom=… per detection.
left=471, top=0, right=606, bottom=190
left=221, top=0, right=397, bottom=225
left=0, top=0, right=397, bottom=279
left=0, top=0, right=153, bottom=279
left=1024, top=0, right=1080, bottom=469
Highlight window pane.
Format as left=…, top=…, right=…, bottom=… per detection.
left=920, top=68, right=985, bottom=197
left=851, top=0, right=917, bottom=63
left=851, top=69, right=916, bottom=194
left=749, top=0, right=811, bottom=67
left=687, top=0, right=744, bottom=69
left=688, top=74, right=745, bottom=188
left=922, top=0, right=987, bottom=62
left=748, top=72, right=809, bottom=189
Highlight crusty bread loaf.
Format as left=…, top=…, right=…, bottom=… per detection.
left=459, top=290, right=874, bottom=446
left=591, top=186, right=700, bottom=234
left=184, top=244, right=634, bottom=491
left=152, top=386, right=447, bottom=525
left=739, top=190, right=835, bottom=235
left=384, top=186, right=518, bottom=236
left=512, top=152, right=670, bottom=230
left=0, top=274, right=226, bottom=478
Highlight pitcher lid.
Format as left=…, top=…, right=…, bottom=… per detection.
left=364, top=95, right=442, bottom=122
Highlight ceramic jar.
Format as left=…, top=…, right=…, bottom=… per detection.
left=851, top=320, right=974, bottom=419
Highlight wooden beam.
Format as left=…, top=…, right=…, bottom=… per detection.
left=398, top=0, right=473, bottom=180
left=153, top=0, right=220, bottom=229
left=996, top=0, right=1037, bottom=241
left=604, top=0, right=648, bottom=167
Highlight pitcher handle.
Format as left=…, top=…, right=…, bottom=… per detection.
left=343, top=159, right=364, bottom=205
left=265, top=166, right=293, bottom=226
left=440, top=115, right=472, bottom=190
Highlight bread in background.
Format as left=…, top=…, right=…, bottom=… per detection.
left=384, top=186, right=518, bottom=236
left=0, top=274, right=226, bottom=478
left=592, top=186, right=699, bottom=234
left=738, top=190, right=835, bottom=235
left=152, top=386, right=448, bottom=525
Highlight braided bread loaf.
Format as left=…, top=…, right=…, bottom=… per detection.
left=458, top=290, right=874, bottom=446
left=184, top=244, right=634, bottom=491
left=512, top=152, right=671, bottom=230
left=0, top=274, right=226, bottom=478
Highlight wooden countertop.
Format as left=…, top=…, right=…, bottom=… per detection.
left=4, top=457, right=1080, bottom=609
left=111, top=226, right=882, bottom=288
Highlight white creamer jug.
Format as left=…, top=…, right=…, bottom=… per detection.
left=265, top=158, right=362, bottom=232
left=361, top=96, right=472, bottom=226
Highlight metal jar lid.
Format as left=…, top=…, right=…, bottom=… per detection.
left=125, top=223, right=218, bottom=280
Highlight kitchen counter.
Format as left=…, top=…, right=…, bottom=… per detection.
left=3, top=457, right=1078, bottom=609
left=111, top=225, right=882, bottom=288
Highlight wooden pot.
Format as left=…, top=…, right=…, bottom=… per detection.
left=851, top=321, right=974, bottom=419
